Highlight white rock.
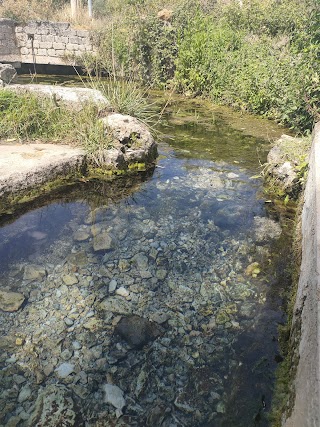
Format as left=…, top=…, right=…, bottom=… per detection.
left=55, top=363, right=75, bottom=379
left=227, top=172, right=239, bottom=179
left=109, top=279, right=117, bottom=293
left=115, top=287, right=130, bottom=297
left=103, top=383, right=125, bottom=410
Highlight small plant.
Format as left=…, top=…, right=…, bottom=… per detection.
left=0, top=90, right=73, bottom=140
left=0, top=90, right=116, bottom=169
left=76, top=106, right=115, bottom=169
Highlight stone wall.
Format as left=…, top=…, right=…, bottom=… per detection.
left=0, top=18, right=95, bottom=67
left=283, top=123, right=320, bottom=427
left=0, top=19, right=21, bottom=65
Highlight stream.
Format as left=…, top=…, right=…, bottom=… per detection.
left=0, top=87, right=293, bottom=427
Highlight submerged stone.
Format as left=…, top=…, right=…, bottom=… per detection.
left=93, top=231, right=115, bottom=252
left=55, top=363, right=75, bottom=379
left=62, top=274, right=79, bottom=286
left=0, top=290, right=25, bottom=312
left=23, top=264, right=47, bottom=281
left=254, top=216, right=282, bottom=242
left=115, top=315, right=163, bottom=348
left=27, top=384, right=82, bottom=427
left=103, top=383, right=126, bottom=410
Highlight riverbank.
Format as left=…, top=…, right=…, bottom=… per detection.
left=0, top=83, right=158, bottom=215
left=280, top=123, right=320, bottom=426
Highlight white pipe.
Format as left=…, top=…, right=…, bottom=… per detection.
left=71, top=0, right=77, bottom=18
left=88, top=0, right=93, bottom=18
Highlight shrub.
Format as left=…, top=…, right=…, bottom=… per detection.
left=173, top=0, right=320, bottom=132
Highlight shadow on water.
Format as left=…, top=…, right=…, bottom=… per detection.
left=0, top=87, right=295, bottom=427
left=0, top=171, right=154, bottom=273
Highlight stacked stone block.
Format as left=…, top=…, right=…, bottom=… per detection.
left=0, top=19, right=95, bottom=67
left=16, top=21, right=95, bottom=65
left=0, top=19, right=21, bottom=64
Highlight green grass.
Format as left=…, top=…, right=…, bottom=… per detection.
left=0, top=90, right=114, bottom=168
left=88, top=0, right=320, bottom=133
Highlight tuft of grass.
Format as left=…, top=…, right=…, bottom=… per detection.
left=0, top=90, right=73, bottom=140
left=0, top=90, right=115, bottom=167
left=97, top=80, right=155, bottom=122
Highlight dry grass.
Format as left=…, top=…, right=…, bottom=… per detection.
left=0, top=0, right=55, bottom=21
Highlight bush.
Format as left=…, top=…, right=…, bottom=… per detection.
left=173, top=0, right=320, bottom=132
left=0, top=90, right=102, bottom=145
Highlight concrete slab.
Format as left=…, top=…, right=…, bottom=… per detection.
left=0, top=143, right=85, bottom=200
left=283, top=122, right=320, bottom=427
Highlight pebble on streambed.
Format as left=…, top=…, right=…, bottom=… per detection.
left=0, top=160, right=286, bottom=426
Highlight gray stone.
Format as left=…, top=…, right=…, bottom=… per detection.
left=150, top=312, right=170, bottom=324
left=109, top=279, right=117, bottom=293
left=61, top=349, right=73, bottom=361
left=0, top=63, right=16, bottom=84
left=27, top=384, right=83, bottom=426
left=18, top=385, right=32, bottom=403
left=55, top=362, right=75, bottom=379
left=103, top=383, right=125, bottom=410
left=6, top=84, right=110, bottom=111
left=72, top=341, right=82, bottom=350
left=132, top=252, right=149, bottom=270
left=266, top=134, right=306, bottom=197
left=0, top=290, right=25, bottom=312
left=0, top=143, right=85, bottom=202
left=73, top=229, right=90, bottom=242
left=100, top=296, right=132, bottom=315
left=102, top=113, right=158, bottom=166
left=23, top=264, right=47, bottom=281
left=93, top=230, right=115, bottom=252
left=115, top=287, right=129, bottom=297
left=62, top=274, right=79, bottom=286
left=115, top=315, right=163, bottom=349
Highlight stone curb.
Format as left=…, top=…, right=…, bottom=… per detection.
left=0, top=143, right=86, bottom=200
left=283, top=122, right=320, bottom=427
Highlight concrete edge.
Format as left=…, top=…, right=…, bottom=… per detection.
left=282, top=122, right=320, bottom=426
left=0, top=144, right=86, bottom=202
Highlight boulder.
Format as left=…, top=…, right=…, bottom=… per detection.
left=0, top=290, right=25, bottom=312
left=114, top=314, right=163, bottom=348
left=5, top=84, right=110, bottom=111
left=266, top=134, right=309, bottom=198
left=102, top=113, right=158, bottom=167
left=0, top=63, right=17, bottom=85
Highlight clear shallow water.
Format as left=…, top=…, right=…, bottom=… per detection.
left=0, top=96, right=291, bottom=426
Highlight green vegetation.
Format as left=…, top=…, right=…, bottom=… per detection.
left=0, top=89, right=101, bottom=143
left=2, top=0, right=318, bottom=132
left=0, top=89, right=114, bottom=169
left=89, top=0, right=319, bottom=133
left=0, top=85, right=154, bottom=169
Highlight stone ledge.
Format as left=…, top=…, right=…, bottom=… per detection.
left=0, top=143, right=86, bottom=200
left=282, top=122, right=320, bottom=427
